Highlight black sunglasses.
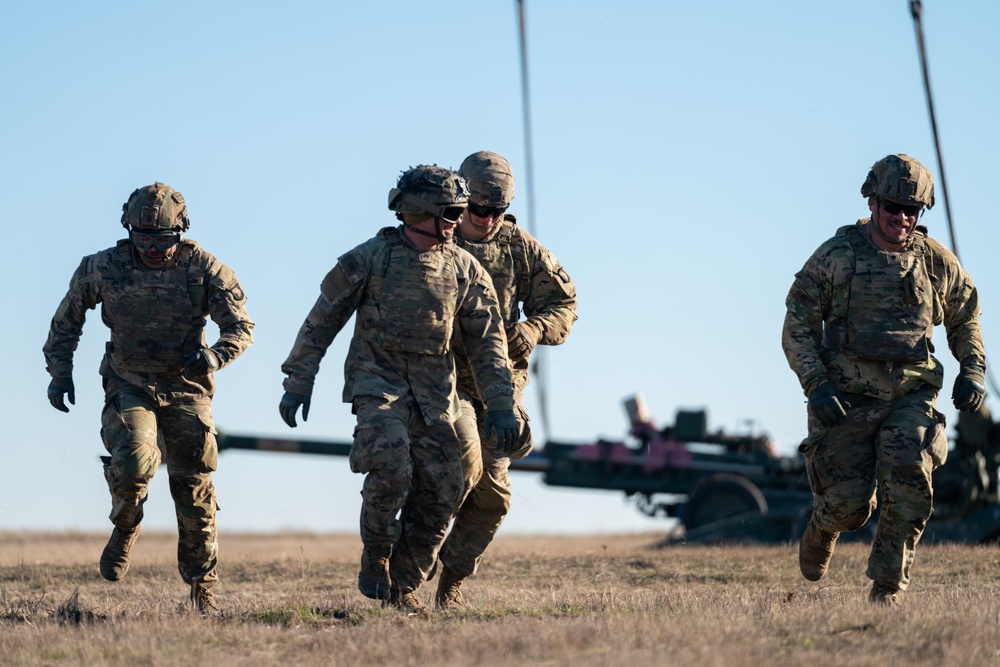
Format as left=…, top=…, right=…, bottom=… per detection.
left=880, top=199, right=922, bottom=217
left=468, top=203, right=508, bottom=219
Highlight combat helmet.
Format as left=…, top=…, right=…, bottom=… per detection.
left=388, top=165, right=469, bottom=222
left=121, top=182, right=191, bottom=233
left=458, top=151, right=515, bottom=207
left=860, top=154, right=935, bottom=210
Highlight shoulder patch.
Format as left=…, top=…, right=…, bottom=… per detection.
left=337, top=247, right=368, bottom=284
left=208, top=263, right=237, bottom=291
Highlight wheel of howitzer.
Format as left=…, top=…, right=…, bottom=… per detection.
left=682, top=473, right=768, bottom=531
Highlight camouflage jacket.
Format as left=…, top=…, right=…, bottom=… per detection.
left=44, top=239, right=254, bottom=398
left=783, top=219, right=985, bottom=401
left=281, top=226, right=514, bottom=425
left=452, top=215, right=577, bottom=398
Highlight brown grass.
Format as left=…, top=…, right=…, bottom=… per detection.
left=1, top=531, right=999, bottom=666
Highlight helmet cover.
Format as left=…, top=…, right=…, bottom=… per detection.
left=860, top=154, right=935, bottom=209
left=387, top=165, right=469, bottom=216
left=458, top=151, right=515, bottom=207
left=121, top=182, right=190, bottom=232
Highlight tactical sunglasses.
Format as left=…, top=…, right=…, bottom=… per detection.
left=131, top=230, right=181, bottom=251
left=438, top=205, right=467, bottom=224
left=468, top=203, right=508, bottom=219
left=880, top=199, right=922, bottom=217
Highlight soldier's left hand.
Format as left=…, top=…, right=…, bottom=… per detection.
left=183, top=348, right=221, bottom=377
left=807, top=383, right=849, bottom=427
left=279, top=391, right=311, bottom=428
left=484, top=409, right=519, bottom=453
left=47, top=377, right=75, bottom=413
left=953, top=375, right=987, bottom=413
left=506, top=322, right=540, bottom=363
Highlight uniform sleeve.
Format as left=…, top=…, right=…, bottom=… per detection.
left=43, top=255, right=102, bottom=379
left=782, top=246, right=836, bottom=396
left=520, top=238, right=578, bottom=346
left=281, top=248, right=369, bottom=396
left=933, top=246, right=986, bottom=373
left=203, top=258, right=255, bottom=370
left=457, top=261, right=515, bottom=411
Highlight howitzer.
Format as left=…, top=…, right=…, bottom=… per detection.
left=217, top=395, right=1000, bottom=544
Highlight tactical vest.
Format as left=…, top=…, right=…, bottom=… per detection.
left=828, top=225, right=935, bottom=363
left=354, top=227, right=460, bottom=355
left=456, top=216, right=528, bottom=327
left=100, top=240, right=207, bottom=372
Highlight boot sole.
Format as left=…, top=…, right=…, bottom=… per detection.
left=358, top=576, right=391, bottom=600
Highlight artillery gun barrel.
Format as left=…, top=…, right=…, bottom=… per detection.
left=217, top=431, right=352, bottom=457
left=216, top=431, right=551, bottom=473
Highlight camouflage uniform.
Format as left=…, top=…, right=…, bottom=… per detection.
left=440, top=214, right=577, bottom=579
left=44, top=236, right=254, bottom=590
left=783, top=218, right=984, bottom=592
left=281, top=225, right=514, bottom=595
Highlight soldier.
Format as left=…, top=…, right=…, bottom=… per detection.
left=433, top=151, right=578, bottom=609
left=44, top=183, right=254, bottom=613
left=278, top=164, right=518, bottom=613
left=783, top=154, right=986, bottom=607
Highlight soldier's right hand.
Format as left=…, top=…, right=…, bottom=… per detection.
left=506, top=322, right=541, bottom=365
left=807, top=383, right=849, bottom=427
left=953, top=375, right=987, bottom=413
left=47, top=377, right=76, bottom=413
left=484, top=409, right=519, bottom=453
left=279, top=391, right=311, bottom=428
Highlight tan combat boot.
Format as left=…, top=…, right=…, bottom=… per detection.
left=191, top=579, right=220, bottom=615
left=357, top=546, right=391, bottom=600
left=798, top=519, right=839, bottom=581
left=387, top=588, right=426, bottom=614
left=435, top=566, right=467, bottom=610
left=100, top=524, right=141, bottom=582
left=869, top=582, right=903, bottom=608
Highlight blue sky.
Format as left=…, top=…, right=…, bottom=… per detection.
left=3, top=1, right=999, bottom=534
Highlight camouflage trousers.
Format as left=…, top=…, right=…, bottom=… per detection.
left=437, top=392, right=532, bottom=578
left=799, top=386, right=947, bottom=590
left=350, top=395, right=464, bottom=594
left=100, top=384, right=219, bottom=587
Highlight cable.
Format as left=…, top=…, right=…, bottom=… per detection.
left=516, top=0, right=537, bottom=241
left=515, top=0, right=552, bottom=441
left=910, top=0, right=958, bottom=256
left=910, top=0, right=1000, bottom=399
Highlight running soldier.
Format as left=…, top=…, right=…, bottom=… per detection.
left=434, top=151, right=577, bottom=609
left=783, top=154, right=986, bottom=606
left=44, top=182, right=254, bottom=613
left=279, top=164, right=517, bottom=613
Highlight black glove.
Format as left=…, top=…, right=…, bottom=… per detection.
left=807, top=383, right=850, bottom=427
left=279, top=391, right=311, bottom=428
left=953, top=369, right=987, bottom=413
left=506, top=322, right=540, bottom=365
left=484, top=409, right=519, bottom=453
left=183, top=348, right=220, bottom=377
left=47, top=377, right=76, bottom=413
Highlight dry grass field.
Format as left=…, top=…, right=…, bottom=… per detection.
left=1, top=531, right=999, bottom=666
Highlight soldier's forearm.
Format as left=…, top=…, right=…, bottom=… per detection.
left=211, top=323, right=255, bottom=369
left=524, top=308, right=576, bottom=346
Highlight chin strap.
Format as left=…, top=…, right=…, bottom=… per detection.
left=404, top=217, right=449, bottom=243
